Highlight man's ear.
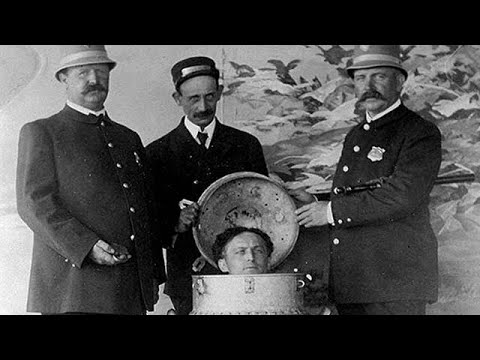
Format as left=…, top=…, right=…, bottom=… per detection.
left=218, top=259, right=229, bottom=273
left=267, top=258, right=272, bottom=272
left=395, top=73, right=406, bottom=92
left=58, top=71, right=69, bottom=85
left=172, top=91, right=182, bottom=106
left=216, top=84, right=224, bottom=99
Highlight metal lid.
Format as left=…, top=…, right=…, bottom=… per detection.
left=193, top=172, right=299, bottom=270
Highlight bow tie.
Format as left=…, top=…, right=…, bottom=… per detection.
left=88, top=113, right=106, bottom=124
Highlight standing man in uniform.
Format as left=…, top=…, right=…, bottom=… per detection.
left=146, top=56, right=269, bottom=315
left=16, top=45, right=165, bottom=315
left=294, top=45, right=442, bottom=315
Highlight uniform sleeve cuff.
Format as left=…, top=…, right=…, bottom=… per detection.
left=327, top=201, right=334, bottom=225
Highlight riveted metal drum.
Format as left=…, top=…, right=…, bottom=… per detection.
left=191, top=171, right=307, bottom=315
left=191, top=273, right=308, bottom=315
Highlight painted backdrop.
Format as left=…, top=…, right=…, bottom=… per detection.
left=1, top=45, right=479, bottom=314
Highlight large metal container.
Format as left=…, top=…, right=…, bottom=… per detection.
left=191, top=172, right=308, bottom=315
left=191, top=273, right=308, bottom=315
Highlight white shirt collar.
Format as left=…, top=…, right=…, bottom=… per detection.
left=366, top=99, right=401, bottom=123
left=184, top=116, right=217, bottom=148
left=67, top=100, right=106, bottom=117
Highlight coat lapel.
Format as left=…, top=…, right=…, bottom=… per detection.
left=209, top=121, right=234, bottom=156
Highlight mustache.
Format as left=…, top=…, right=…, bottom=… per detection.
left=358, top=90, right=386, bottom=102
left=82, top=84, right=107, bottom=95
left=194, top=109, right=214, bottom=118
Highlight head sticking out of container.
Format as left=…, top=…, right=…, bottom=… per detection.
left=212, top=227, right=274, bottom=275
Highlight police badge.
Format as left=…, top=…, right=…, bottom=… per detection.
left=367, top=146, right=386, bottom=162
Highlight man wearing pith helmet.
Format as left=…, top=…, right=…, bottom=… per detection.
left=293, top=45, right=442, bottom=315
left=16, top=45, right=165, bottom=315
left=146, top=56, right=269, bottom=315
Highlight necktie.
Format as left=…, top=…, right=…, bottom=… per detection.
left=197, top=132, right=208, bottom=148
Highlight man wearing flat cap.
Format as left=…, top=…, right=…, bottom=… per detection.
left=16, top=45, right=165, bottom=314
left=146, top=56, right=268, bottom=315
left=293, top=45, right=442, bottom=315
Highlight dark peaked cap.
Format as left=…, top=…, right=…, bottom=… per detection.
left=171, top=56, right=220, bottom=90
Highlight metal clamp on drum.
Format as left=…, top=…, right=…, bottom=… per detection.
left=297, top=279, right=306, bottom=291
left=194, top=277, right=206, bottom=296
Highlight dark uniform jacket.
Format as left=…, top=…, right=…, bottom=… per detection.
left=329, top=104, right=442, bottom=304
left=16, top=106, right=165, bottom=314
left=146, top=119, right=268, bottom=298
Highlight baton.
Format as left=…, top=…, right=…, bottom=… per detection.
left=332, top=173, right=476, bottom=196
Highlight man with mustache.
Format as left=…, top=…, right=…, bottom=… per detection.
left=16, top=45, right=165, bottom=314
left=146, top=56, right=268, bottom=315
left=293, top=45, right=442, bottom=315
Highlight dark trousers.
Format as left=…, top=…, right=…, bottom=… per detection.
left=169, top=295, right=193, bottom=315
left=336, top=301, right=427, bottom=315
left=42, top=313, right=110, bottom=315
left=42, top=312, right=146, bottom=315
